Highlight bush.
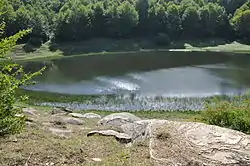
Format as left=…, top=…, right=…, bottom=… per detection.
left=0, top=64, right=42, bottom=136
left=0, top=21, right=42, bottom=136
left=201, top=100, right=250, bottom=133
left=49, top=42, right=59, bottom=52
left=22, top=43, right=37, bottom=52
left=27, top=37, right=43, bottom=46
left=154, top=33, right=171, bottom=46
left=0, top=65, right=26, bottom=136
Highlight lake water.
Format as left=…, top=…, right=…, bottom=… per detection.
left=23, top=51, right=250, bottom=111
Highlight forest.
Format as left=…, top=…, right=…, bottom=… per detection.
left=0, top=0, right=250, bottom=46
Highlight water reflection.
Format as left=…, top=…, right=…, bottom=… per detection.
left=23, top=51, right=250, bottom=97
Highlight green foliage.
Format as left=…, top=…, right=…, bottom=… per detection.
left=105, top=1, right=139, bottom=37
left=0, top=19, right=43, bottom=136
left=0, top=0, right=250, bottom=44
left=181, top=6, right=200, bottom=37
left=201, top=100, right=250, bottom=133
left=199, top=3, right=227, bottom=37
left=154, top=33, right=171, bottom=46
left=231, top=2, right=250, bottom=40
left=217, top=0, right=248, bottom=14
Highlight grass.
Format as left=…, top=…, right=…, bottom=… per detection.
left=0, top=102, right=198, bottom=166
left=2, top=92, right=250, bottom=165
left=10, top=38, right=250, bottom=62
left=0, top=125, right=151, bottom=166
left=17, top=89, right=103, bottom=103
left=183, top=41, right=250, bottom=54
left=11, top=42, right=63, bottom=62
left=200, top=100, right=250, bottom=134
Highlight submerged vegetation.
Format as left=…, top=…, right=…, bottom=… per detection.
left=18, top=88, right=250, bottom=133
left=1, top=0, right=250, bottom=135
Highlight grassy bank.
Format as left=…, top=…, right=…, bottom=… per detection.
left=183, top=41, right=250, bottom=54
left=17, top=89, right=103, bottom=103
left=11, top=38, right=250, bottom=62
left=18, top=89, right=250, bottom=104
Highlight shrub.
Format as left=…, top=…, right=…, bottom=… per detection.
left=22, top=43, right=37, bottom=52
left=154, top=33, right=171, bottom=46
left=0, top=21, right=43, bottom=136
left=0, top=64, right=42, bottom=136
left=201, top=100, right=250, bottom=134
left=27, top=37, right=43, bottom=46
left=49, top=42, right=59, bottom=52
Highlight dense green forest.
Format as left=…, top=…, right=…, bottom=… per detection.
left=0, top=0, right=250, bottom=46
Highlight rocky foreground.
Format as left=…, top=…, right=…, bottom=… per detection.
left=2, top=107, right=250, bottom=166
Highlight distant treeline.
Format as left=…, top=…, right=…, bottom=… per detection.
left=1, top=0, right=250, bottom=44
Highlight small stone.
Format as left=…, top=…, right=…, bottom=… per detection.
left=62, top=117, right=84, bottom=125
left=83, top=113, right=101, bottom=119
left=51, top=108, right=67, bottom=115
left=87, top=130, right=132, bottom=143
left=15, top=114, right=25, bottom=118
left=22, top=107, right=39, bottom=117
left=61, top=107, right=73, bottom=113
left=92, top=158, right=102, bottom=162
left=11, top=137, right=18, bottom=143
left=69, top=113, right=85, bottom=118
left=48, top=127, right=72, bottom=138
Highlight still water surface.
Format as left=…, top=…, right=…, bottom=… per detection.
left=24, top=51, right=250, bottom=97
left=23, top=51, right=250, bottom=111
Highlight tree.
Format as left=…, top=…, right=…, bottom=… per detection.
left=148, top=1, right=167, bottom=35
left=231, top=1, right=250, bottom=40
left=0, top=0, right=16, bottom=36
left=55, top=3, right=92, bottom=41
left=199, top=3, right=228, bottom=37
left=0, top=15, right=42, bottom=136
left=166, top=3, right=182, bottom=39
left=105, top=2, right=139, bottom=38
left=91, top=2, right=106, bottom=37
left=231, top=10, right=250, bottom=40
left=181, top=6, right=201, bottom=38
left=136, top=0, right=149, bottom=35
left=217, top=0, right=248, bottom=14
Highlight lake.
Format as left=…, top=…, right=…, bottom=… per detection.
left=23, top=51, right=250, bottom=111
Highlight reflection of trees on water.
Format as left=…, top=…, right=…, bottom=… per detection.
left=204, top=58, right=250, bottom=95
left=29, top=51, right=229, bottom=81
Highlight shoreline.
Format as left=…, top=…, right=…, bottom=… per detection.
left=18, top=89, right=250, bottom=112
left=12, top=39, right=250, bottom=62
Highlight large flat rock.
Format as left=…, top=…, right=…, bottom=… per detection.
left=87, top=130, right=132, bottom=143
left=98, top=112, right=141, bottom=126
left=148, top=120, right=250, bottom=166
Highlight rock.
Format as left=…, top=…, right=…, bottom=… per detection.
left=91, top=158, right=102, bottom=162
left=26, top=121, right=36, bottom=127
left=15, top=114, right=36, bottom=122
left=83, top=113, right=101, bottom=119
left=26, top=117, right=35, bottom=122
left=120, top=120, right=150, bottom=141
left=60, top=107, right=73, bottom=113
left=147, top=120, right=250, bottom=166
left=48, top=127, right=72, bottom=138
left=50, top=108, right=68, bottom=115
left=61, top=117, right=84, bottom=125
left=15, top=114, right=24, bottom=118
left=87, top=130, right=132, bottom=143
left=98, top=112, right=141, bottom=126
left=98, top=113, right=148, bottom=141
left=69, top=113, right=85, bottom=118
left=22, top=107, right=39, bottom=117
